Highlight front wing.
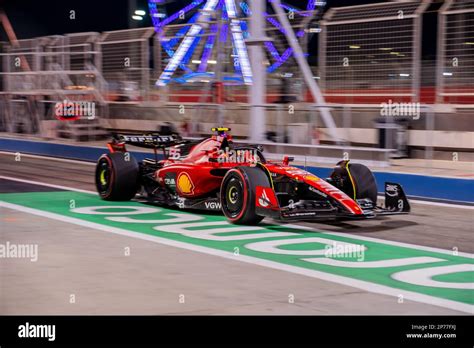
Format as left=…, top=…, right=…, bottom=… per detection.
left=255, top=182, right=410, bottom=222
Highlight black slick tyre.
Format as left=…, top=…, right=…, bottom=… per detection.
left=220, top=166, right=269, bottom=225
left=95, top=152, right=139, bottom=201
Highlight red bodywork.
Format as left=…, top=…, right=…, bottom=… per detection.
left=264, top=164, right=363, bottom=215
left=156, top=137, right=237, bottom=197
left=103, top=130, right=410, bottom=221
left=137, top=134, right=364, bottom=216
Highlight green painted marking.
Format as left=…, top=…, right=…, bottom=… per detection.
left=434, top=272, right=472, bottom=284
left=1, top=191, right=473, bottom=307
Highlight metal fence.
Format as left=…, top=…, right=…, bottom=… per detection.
left=437, top=0, right=474, bottom=105
left=319, top=0, right=430, bottom=104
left=0, top=34, right=109, bottom=139
left=99, top=28, right=155, bottom=101
left=1, top=34, right=103, bottom=93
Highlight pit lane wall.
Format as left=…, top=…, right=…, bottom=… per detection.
left=0, top=137, right=472, bottom=204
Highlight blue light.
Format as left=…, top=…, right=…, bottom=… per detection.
left=239, top=2, right=251, bottom=15
left=198, top=24, right=218, bottom=72
left=264, top=42, right=280, bottom=59
left=158, top=1, right=204, bottom=30
left=266, top=15, right=286, bottom=35
left=157, top=0, right=220, bottom=86
left=268, top=47, right=292, bottom=73
left=150, top=0, right=321, bottom=86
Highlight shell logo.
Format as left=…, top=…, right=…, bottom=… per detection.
left=177, top=172, right=195, bottom=195
left=305, top=175, right=320, bottom=182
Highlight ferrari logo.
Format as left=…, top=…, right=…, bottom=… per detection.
left=177, top=172, right=194, bottom=195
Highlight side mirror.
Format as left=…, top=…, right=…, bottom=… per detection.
left=282, top=156, right=294, bottom=166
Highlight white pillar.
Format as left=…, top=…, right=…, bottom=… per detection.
left=249, top=0, right=266, bottom=142
left=271, top=0, right=339, bottom=143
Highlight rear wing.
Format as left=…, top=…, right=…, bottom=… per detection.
left=107, top=133, right=187, bottom=161
left=113, top=134, right=183, bottom=149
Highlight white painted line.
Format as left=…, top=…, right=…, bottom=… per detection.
left=0, top=151, right=96, bottom=166
left=407, top=198, right=474, bottom=209
left=376, top=194, right=474, bottom=209
left=0, top=200, right=472, bottom=314
left=2, top=175, right=473, bottom=258
left=0, top=175, right=95, bottom=194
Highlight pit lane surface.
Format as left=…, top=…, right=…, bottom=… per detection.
left=0, top=153, right=472, bottom=314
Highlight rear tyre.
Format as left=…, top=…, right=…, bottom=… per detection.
left=95, top=152, right=139, bottom=201
left=220, top=166, right=269, bottom=225
left=330, top=161, right=378, bottom=204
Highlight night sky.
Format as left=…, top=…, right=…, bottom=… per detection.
left=0, top=0, right=439, bottom=59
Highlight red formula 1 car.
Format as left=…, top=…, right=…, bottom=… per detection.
left=95, top=128, right=410, bottom=225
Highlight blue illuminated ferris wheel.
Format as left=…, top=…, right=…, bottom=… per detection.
left=148, top=0, right=325, bottom=86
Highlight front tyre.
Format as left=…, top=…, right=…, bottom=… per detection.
left=220, top=166, right=269, bottom=225
left=95, top=152, right=139, bottom=201
left=330, top=160, right=378, bottom=204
